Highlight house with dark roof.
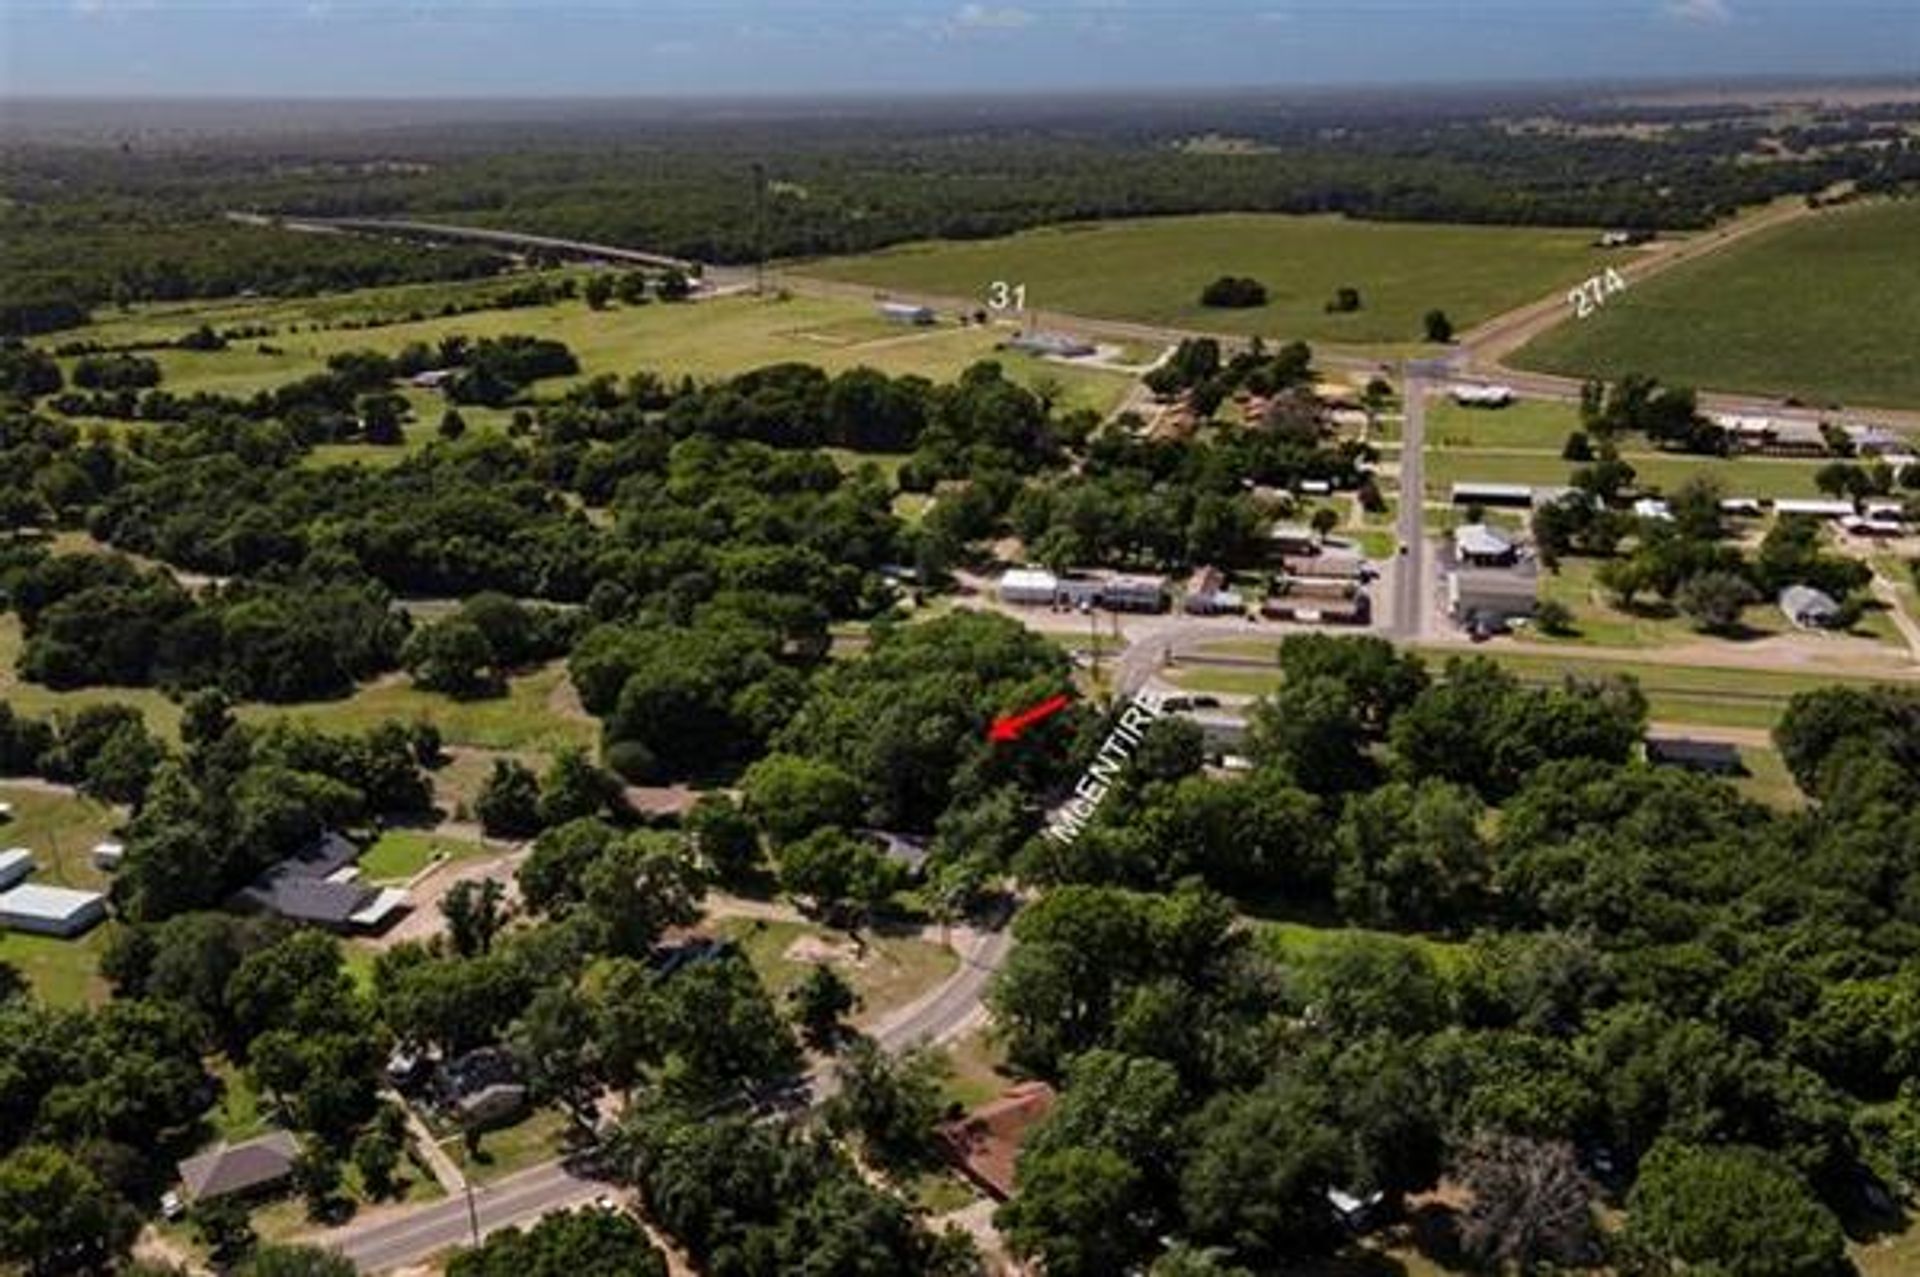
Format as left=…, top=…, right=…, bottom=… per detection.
left=937, top=1082, right=1056, bottom=1200
left=177, top=1130, right=301, bottom=1204
left=433, top=1046, right=528, bottom=1128
left=238, top=832, right=409, bottom=934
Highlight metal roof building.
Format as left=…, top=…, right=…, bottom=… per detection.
left=0, top=883, right=108, bottom=938
left=0, top=848, right=32, bottom=892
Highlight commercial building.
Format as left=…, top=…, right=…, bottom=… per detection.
left=997, top=567, right=1060, bottom=607
left=0, top=883, right=108, bottom=938
left=1450, top=481, right=1535, bottom=509
left=1183, top=567, right=1244, bottom=616
left=1774, top=499, right=1857, bottom=521
left=1448, top=568, right=1538, bottom=630
left=1100, top=574, right=1169, bottom=614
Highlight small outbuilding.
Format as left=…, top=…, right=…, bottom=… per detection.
left=91, top=841, right=126, bottom=872
left=1646, top=737, right=1746, bottom=776
left=1006, top=331, right=1096, bottom=359
left=0, top=848, right=32, bottom=892
left=0, top=883, right=107, bottom=938
left=1450, top=384, right=1513, bottom=408
left=1774, top=499, right=1856, bottom=521
left=878, top=302, right=936, bottom=326
left=1780, top=584, right=1842, bottom=629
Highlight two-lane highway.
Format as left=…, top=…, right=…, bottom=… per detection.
left=1385, top=369, right=1430, bottom=641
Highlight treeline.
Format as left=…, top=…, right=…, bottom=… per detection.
left=4, top=547, right=408, bottom=701
left=0, top=207, right=513, bottom=335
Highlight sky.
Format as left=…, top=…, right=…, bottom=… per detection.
left=1, top=0, right=1915, bottom=99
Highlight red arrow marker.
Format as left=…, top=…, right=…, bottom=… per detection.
left=988, top=693, right=1072, bottom=743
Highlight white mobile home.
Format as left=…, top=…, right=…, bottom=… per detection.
left=0, top=884, right=108, bottom=938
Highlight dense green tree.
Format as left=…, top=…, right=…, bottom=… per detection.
left=824, top=1038, right=947, bottom=1166
left=1334, top=779, right=1489, bottom=930
left=0, top=1144, right=137, bottom=1276
left=447, top=1207, right=665, bottom=1277
left=476, top=758, right=542, bottom=838
left=1624, top=1141, right=1845, bottom=1277
left=790, top=963, right=857, bottom=1048
left=999, top=1146, right=1150, bottom=1277
left=740, top=752, right=865, bottom=847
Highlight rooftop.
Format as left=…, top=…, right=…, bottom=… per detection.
left=0, top=882, right=105, bottom=921
left=938, top=1082, right=1056, bottom=1200
left=178, top=1130, right=300, bottom=1202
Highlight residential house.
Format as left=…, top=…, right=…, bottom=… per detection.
left=176, top=1131, right=301, bottom=1206
left=239, top=831, right=408, bottom=934
left=1775, top=499, right=1857, bottom=520
left=435, top=1046, right=528, bottom=1129
left=938, top=1082, right=1057, bottom=1200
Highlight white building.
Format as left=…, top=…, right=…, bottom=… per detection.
left=91, top=841, right=126, bottom=872
left=1450, top=384, right=1513, bottom=408
left=1780, top=585, right=1842, bottom=629
left=1774, top=499, right=1857, bottom=520
left=0, top=884, right=108, bottom=938
left=998, top=568, right=1060, bottom=607
left=1633, top=498, right=1674, bottom=522
left=0, top=848, right=32, bottom=892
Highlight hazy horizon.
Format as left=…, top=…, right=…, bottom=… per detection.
left=3, top=1, right=1915, bottom=100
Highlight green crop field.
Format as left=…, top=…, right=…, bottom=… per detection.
left=1513, top=199, right=1920, bottom=409
left=799, top=213, right=1625, bottom=344
left=62, top=284, right=1132, bottom=417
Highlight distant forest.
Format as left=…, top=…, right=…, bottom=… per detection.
left=6, top=87, right=1920, bottom=333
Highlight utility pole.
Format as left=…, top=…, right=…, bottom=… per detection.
left=465, top=1178, right=480, bottom=1245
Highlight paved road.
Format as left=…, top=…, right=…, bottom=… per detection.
left=1387, top=371, right=1430, bottom=640
left=231, top=212, right=700, bottom=273
left=324, top=918, right=1012, bottom=1273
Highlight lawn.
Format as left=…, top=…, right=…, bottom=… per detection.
left=1424, top=448, right=1831, bottom=501
left=1167, top=647, right=1909, bottom=732
left=712, top=916, right=959, bottom=1026
left=236, top=663, right=596, bottom=756
left=63, top=287, right=1132, bottom=416
left=1251, top=918, right=1468, bottom=975
left=456, top=1106, right=574, bottom=1186
left=0, top=928, right=113, bottom=1006
left=1513, top=199, right=1920, bottom=410
left=358, top=829, right=486, bottom=885
left=935, top=1026, right=1019, bottom=1113
left=800, top=213, right=1624, bottom=345
left=0, top=784, right=122, bottom=890
left=0, top=615, right=185, bottom=741
left=1426, top=399, right=1583, bottom=453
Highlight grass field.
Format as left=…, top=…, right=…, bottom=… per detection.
left=1513, top=199, right=1920, bottom=409
left=237, top=664, right=596, bottom=756
left=1426, top=399, right=1584, bottom=453
left=712, top=916, right=958, bottom=1026
left=1169, top=646, right=1908, bottom=731
left=0, top=784, right=121, bottom=890
left=800, top=213, right=1624, bottom=344
left=1425, top=447, right=1831, bottom=500
left=63, top=286, right=1132, bottom=417
left=0, top=615, right=185, bottom=740
left=359, top=829, right=486, bottom=884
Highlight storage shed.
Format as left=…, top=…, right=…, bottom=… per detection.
left=0, top=848, right=32, bottom=892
